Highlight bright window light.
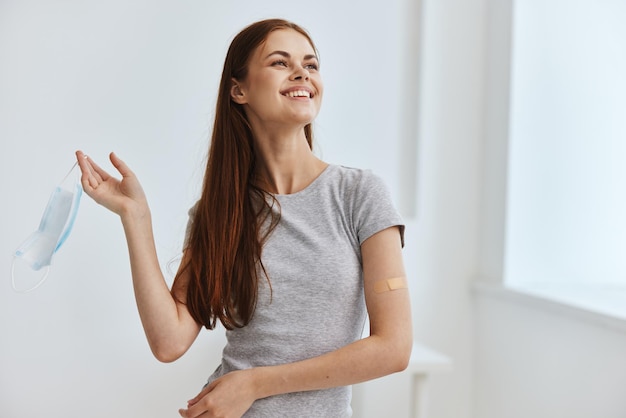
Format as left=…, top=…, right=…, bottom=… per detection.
left=505, top=0, right=626, bottom=316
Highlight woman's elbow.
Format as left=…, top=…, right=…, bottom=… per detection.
left=389, top=339, right=413, bottom=373
left=371, top=335, right=413, bottom=374
left=151, top=340, right=187, bottom=363
left=153, top=351, right=181, bottom=364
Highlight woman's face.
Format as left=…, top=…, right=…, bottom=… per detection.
left=231, top=28, right=323, bottom=132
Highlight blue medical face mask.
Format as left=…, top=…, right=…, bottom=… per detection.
left=12, top=162, right=82, bottom=293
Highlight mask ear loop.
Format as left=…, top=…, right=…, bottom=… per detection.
left=11, top=257, right=51, bottom=293
left=55, top=165, right=82, bottom=252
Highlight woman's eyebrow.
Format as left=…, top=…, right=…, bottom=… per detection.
left=264, top=50, right=318, bottom=61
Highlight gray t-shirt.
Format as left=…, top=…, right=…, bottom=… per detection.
left=186, top=164, right=404, bottom=417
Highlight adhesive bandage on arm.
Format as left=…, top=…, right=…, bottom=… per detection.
left=372, top=276, right=408, bottom=294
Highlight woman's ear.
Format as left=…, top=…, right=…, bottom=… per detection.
left=230, top=78, right=247, bottom=104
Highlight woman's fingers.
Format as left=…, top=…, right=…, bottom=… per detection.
left=86, top=154, right=111, bottom=183
left=76, top=150, right=120, bottom=189
left=76, top=150, right=99, bottom=191
left=179, top=385, right=212, bottom=417
left=109, top=152, right=133, bottom=178
left=186, top=384, right=212, bottom=407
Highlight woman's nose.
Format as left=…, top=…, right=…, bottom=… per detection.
left=291, top=66, right=310, bottom=81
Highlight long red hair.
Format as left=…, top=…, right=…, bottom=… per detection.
left=173, top=19, right=318, bottom=330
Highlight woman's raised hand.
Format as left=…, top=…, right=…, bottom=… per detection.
left=75, top=150, right=149, bottom=219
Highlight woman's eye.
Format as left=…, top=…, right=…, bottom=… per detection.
left=272, top=60, right=288, bottom=67
left=305, top=63, right=319, bottom=71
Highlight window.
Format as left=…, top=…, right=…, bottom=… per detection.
left=504, top=0, right=626, bottom=318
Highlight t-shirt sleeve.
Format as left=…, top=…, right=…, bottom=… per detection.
left=183, top=201, right=199, bottom=249
left=353, top=171, right=405, bottom=247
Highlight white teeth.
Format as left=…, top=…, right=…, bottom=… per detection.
left=285, top=90, right=311, bottom=98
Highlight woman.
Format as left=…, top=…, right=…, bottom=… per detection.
left=76, top=18, right=412, bottom=418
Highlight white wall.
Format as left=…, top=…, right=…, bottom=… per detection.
left=1, top=1, right=425, bottom=417
left=405, top=0, right=486, bottom=416
left=474, top=288, right=626, bottom=418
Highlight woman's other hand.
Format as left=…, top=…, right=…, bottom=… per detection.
left=178, top=370, right=257, bottom=418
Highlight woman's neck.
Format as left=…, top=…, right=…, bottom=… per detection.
left=252, top=128, right=327, bottom=195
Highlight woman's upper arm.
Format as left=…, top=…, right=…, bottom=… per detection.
left=160, top=248, right=202, bottom=361
left=361, top=226, right=413, bottom=366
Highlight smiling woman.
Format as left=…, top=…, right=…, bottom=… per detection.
left=75, top=18, right=411, bottom=418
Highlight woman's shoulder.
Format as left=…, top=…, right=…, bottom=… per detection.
left=326, top=164, right=387, bottom=194
left=327, top=164, right=379, bottom=183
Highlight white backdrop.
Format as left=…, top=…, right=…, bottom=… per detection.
left=0, top=1, right=415, bottom=416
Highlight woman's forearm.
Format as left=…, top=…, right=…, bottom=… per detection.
left=253, top=327, right=412, bottom=399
